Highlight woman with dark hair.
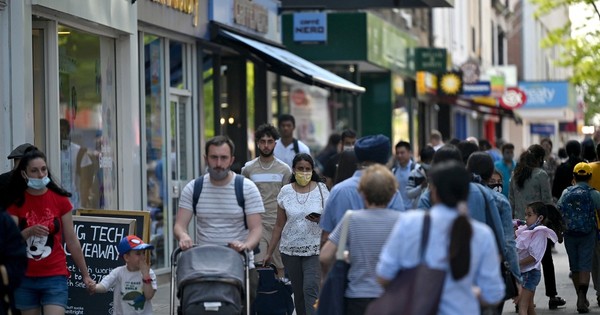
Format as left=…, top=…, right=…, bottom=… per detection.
left=376, top=161, right=505, bottom=314
left=265, top=153, right=329, bottom=315
left=4, top=147, right=94, bottom=315
left=510, top=147, right=553, bottom=220
left=509, top=146, right=564, bottom=309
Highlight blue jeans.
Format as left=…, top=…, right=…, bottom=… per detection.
left=14, top=276, right=68, bottom=310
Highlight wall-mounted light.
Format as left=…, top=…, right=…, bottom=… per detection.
left=228, top=117, right=235, bottom=124
left=220, top=118, right=226, bottom=125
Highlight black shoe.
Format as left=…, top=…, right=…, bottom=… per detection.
left=577, top=296, right=589, bottom=313
left=549, top=296, right=566, bottom=309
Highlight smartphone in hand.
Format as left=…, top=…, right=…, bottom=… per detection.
left=305, top=212, right=321, bottom=219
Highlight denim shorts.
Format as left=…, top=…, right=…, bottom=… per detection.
left=521, top=269, right=541, bottom=292
left=14, top=276, right=68, bottom=310
left=564, top=231, right=596, bottom=272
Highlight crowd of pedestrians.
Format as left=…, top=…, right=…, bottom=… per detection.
left=5, top=113, right=600, bottom=315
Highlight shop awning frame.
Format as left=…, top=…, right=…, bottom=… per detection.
left=211, top=23, right=366, bottom=94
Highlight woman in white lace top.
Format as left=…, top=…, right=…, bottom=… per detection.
left=265, top=153, right=329, bottom=315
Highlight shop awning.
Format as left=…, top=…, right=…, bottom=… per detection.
left=217, top=29, right=366, bottom=94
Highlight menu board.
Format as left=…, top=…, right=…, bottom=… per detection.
left=65, top=216, right=135, bottom=315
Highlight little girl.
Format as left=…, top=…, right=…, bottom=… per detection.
left=515, top=201, right=558, bottom=315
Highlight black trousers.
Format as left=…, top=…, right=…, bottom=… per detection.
left=345, top=298, right=375, bottom=315
left=542, top=240, right=558, bottom=297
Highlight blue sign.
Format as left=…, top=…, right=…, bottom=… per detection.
left=462, top=81, right=491, bottom=96
left=293, top=12, right=327, bottom=43
left=530, top=123, right=555, bottom=135
left=518, top=81, right=571, bottom=109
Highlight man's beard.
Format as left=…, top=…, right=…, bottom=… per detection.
left=259, top=148, right=274, bottom=158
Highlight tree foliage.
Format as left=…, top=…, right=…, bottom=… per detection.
left=530, top=0, right=600, bottom=122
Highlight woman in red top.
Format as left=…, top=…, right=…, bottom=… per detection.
left=4, top=147, right=94, bottom=315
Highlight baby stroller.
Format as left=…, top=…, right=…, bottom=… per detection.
left=170, top=245, right=250, bottom=315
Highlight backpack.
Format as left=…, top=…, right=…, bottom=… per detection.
left=192, top=174, right=259, bottom=254
left=558, top=185, right=597, bottom=234
left=192, top=174, right=246, bottom=227
left=292, top=139, right=299, bottom=154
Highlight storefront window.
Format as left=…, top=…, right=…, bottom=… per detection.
left=203, top=53, right=215, bottom=139
left=170, top=41, right=184, bottom=88
left=143, top=34, right=165, bottom=267
left=58, top=25, right=117, bottom=210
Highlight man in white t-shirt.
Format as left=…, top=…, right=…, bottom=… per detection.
left=242, top=124, right=292, bottom=279
left=174, top=135, right=265, bottom=303
left=60, top=119, right=93, bottom=209
left=274, top=114, right=310, bottom=168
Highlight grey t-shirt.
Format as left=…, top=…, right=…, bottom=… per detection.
left=329, top=209, right=400, bottom=298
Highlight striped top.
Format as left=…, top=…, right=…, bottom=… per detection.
left=329, top=209, right=400, bottom=298
left=241, top=157, right=292, bottom=225
left=179, top=174, right=265, bottom=265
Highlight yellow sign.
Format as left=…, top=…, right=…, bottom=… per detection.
left=151, top=0, right=200, bottom=26
left=439, top=72, right=461, bottom=96
left=416, top=71, right=437, bottom=95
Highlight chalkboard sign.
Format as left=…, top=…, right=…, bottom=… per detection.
left=76, top=209, right=150, bottom=243
left=66, top=216, right=135, bottom=315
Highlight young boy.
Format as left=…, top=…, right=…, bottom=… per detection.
left=92, top=235, right=157, bottom=314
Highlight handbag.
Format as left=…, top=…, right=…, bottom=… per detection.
left=316, top=211, right=352, bottom=315
left=365, top=213, right=446, bottom=315
left=477, top=185, right=519, bottom=301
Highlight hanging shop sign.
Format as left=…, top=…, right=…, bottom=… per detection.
left=460, top=60, right=480, bottom=84
left=499, top=87, right=527, bottom=110
left=293, top=12, right=327, bottom=43
left=416, top=71, right=437, bottom=96
left=437, top=71, right=463, bottom=96
left=409, top=48, right=447, bottom=73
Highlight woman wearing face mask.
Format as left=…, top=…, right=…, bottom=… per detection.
left=265, top=153, right=329, bottom=315
left=467, top=152, right=521, bottom=313
left=3, top=147, right=94, bottom=315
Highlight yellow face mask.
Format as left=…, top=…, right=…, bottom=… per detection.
left=294, top=171, right=312, bottom=186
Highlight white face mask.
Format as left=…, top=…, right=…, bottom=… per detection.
left=343, top=145, right=354, bottom=151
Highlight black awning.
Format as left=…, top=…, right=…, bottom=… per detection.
left=213, top=27, right=365, bottom=94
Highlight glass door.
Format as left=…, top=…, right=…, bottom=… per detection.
left=151, top=90, right=193, bottom=269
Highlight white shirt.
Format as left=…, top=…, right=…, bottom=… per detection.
left=274, top=139, right=311, bottom=168
left=99, top=266, right=157, bottom=315
left=277, top=182, right=329, bottom=256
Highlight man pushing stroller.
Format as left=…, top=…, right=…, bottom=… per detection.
left=174, top=136, right=265, bottom=306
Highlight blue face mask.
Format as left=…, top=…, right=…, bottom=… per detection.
left=27, top=176, right=50, bottom=190
left=528, top=217, right=542, bottom=230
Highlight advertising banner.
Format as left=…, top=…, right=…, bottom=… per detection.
left=518, top=81, right=571, bottom=109
left=293, top=12, right=327, bottom=43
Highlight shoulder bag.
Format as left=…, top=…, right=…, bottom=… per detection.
left=365, top=212, right=446, bottom=315
left=316, top=210, right=352, bottom=315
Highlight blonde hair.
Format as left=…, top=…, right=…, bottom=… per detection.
left=358, top=164, right=398, bottom=206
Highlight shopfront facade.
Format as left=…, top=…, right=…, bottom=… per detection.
left=282, top=12, right=419, bottom=147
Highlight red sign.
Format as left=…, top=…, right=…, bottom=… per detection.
left=499, top=87, right=527, bottom=110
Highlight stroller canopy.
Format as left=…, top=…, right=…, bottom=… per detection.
left=176, top=245, right=245, bottom=290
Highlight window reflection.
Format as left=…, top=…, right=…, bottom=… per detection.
left=144, top=34, right=166, bottom=268
left=58, top=25, right=117, bottom=210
